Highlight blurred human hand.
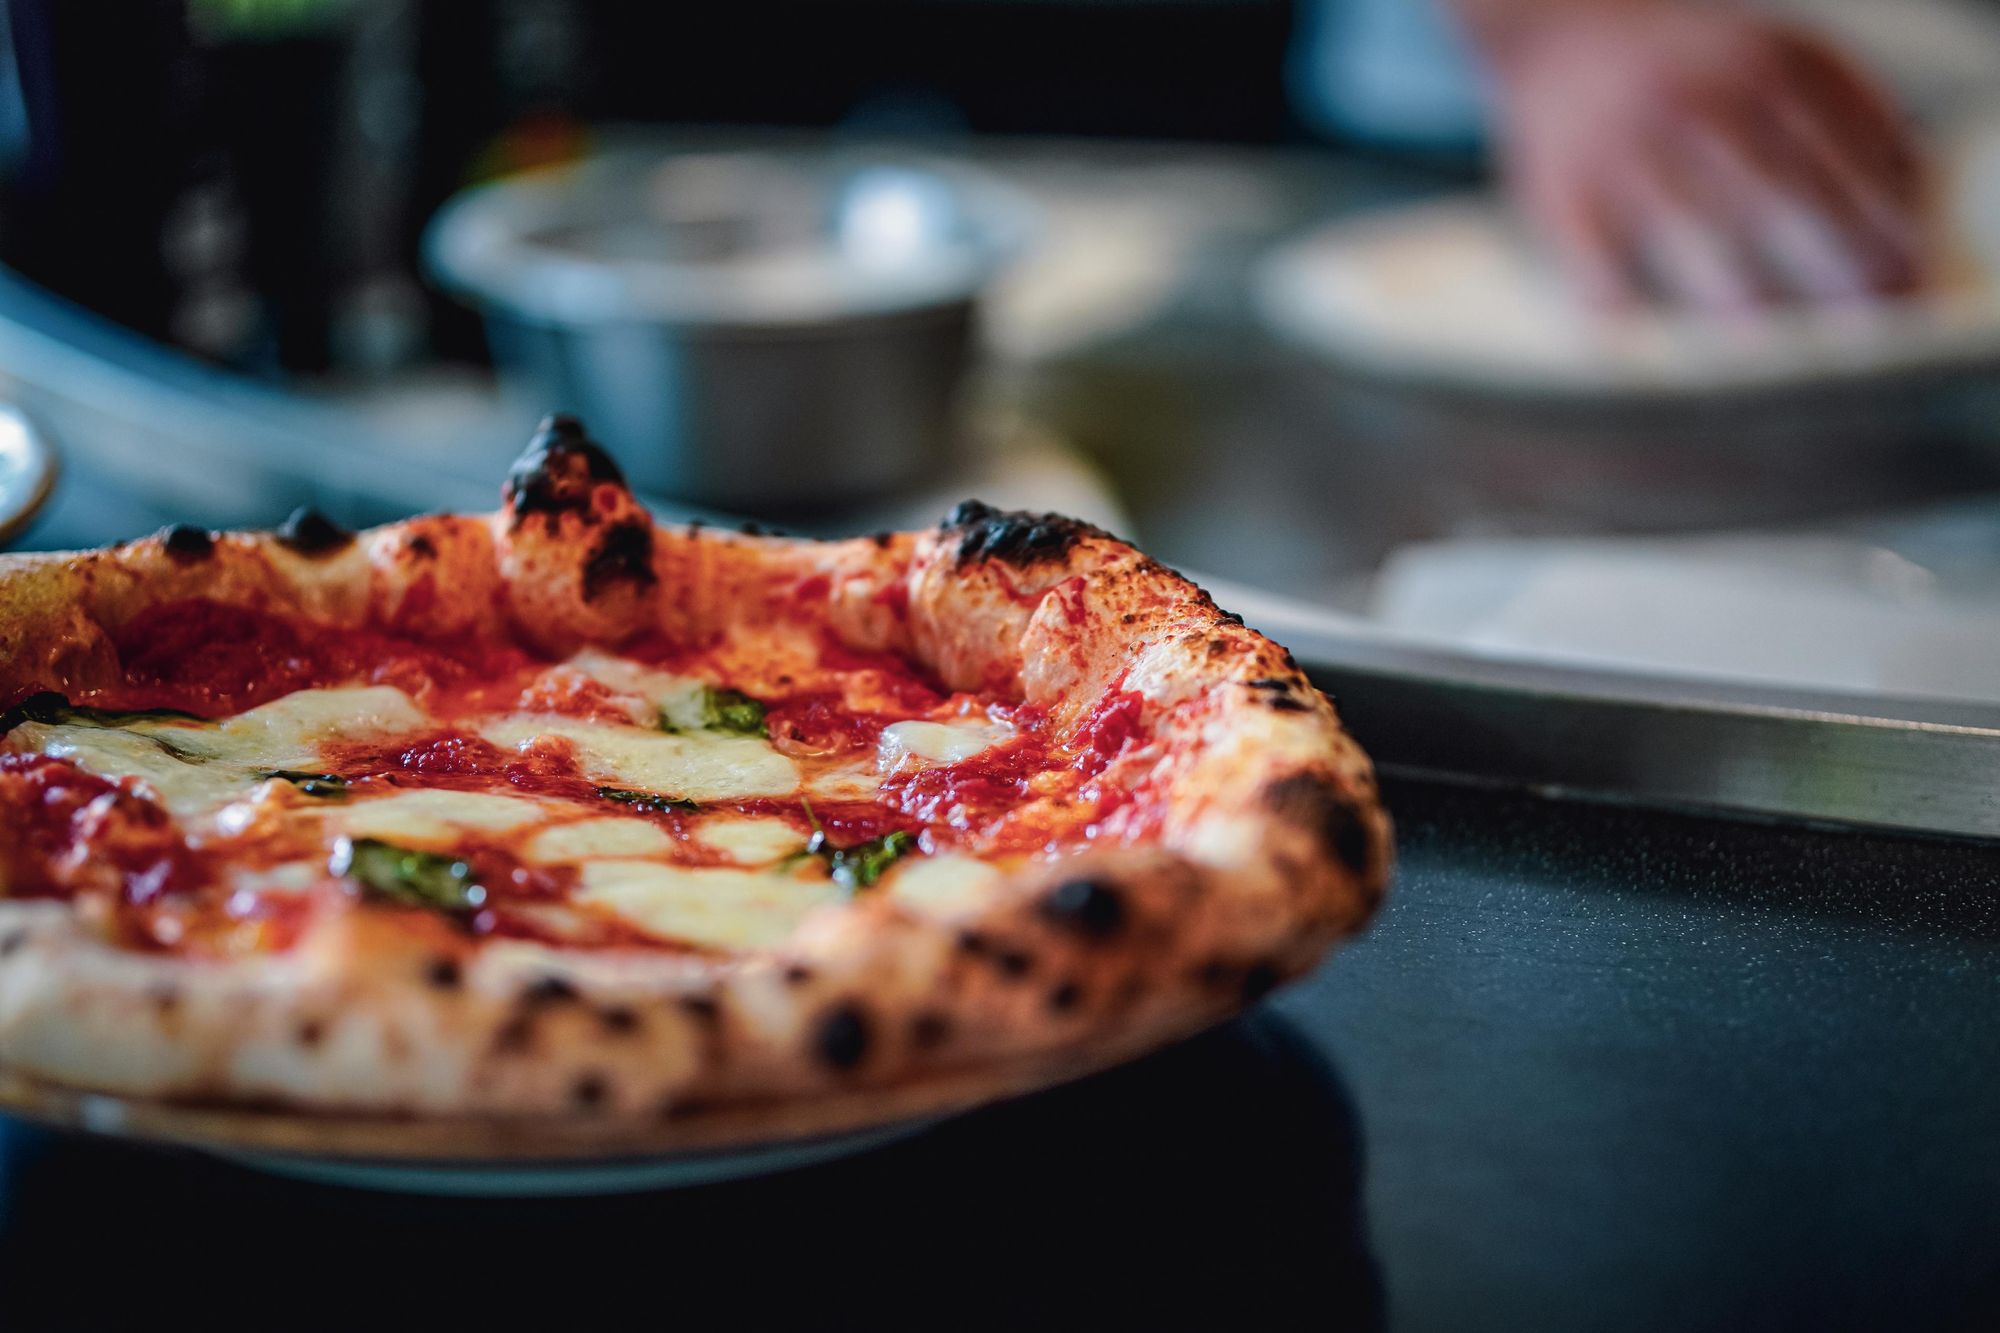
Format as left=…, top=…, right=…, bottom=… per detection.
left=1471, top=0, right=1930, bottom=310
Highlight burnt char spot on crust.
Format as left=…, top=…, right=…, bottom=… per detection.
left=296, top=1019, right=326, bottom=1048
left=814, top=1002, right=873, bottom=1070
left=425, top=957, right=463, bottom=990
left=1113, top=974, right=1147, bottom=1010
left=994, top=948, right=1034, bottom=979
left=1262, top=771, right=1376, bottom=877
left=572, top=1073, right=608, bottom=1109
left=1241, top=961, right=1282, bottom=1002
left=941, top=499, right=1113, bottom=569
left=505, top=414, right=626, bottom=524
left=493, top=1015, right=536, bottom=1054
left=1038, top=879, right=1128, bottom=941
left=678, top=994, right=719, bottom=1024
left=581, top=520, right=656, bottom=600
left=1195, top=957, right=1283, bottom=1002
left=910, top=1011, right=952, bottom=1049
left=406, top=534, right=437, bottom=559
left=1049, top=980, right=1082, bottom=1013
left=523, top=975, right=580, bottom=1006
left=599, top=1006, right=641, bottom=1035
left=275, top=506, right=354, bottom=556
left=160, top=525, right=215, bottom=562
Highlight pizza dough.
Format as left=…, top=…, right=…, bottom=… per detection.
left=0, top=418, right=1389, bottom=1136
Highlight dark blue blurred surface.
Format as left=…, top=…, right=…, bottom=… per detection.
left=1297, top=780, right=2000, bottom=1330
left=0, top=777, right=1993, bottom=1331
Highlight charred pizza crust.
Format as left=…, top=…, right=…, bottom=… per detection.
left=0, top=417, right=1388, bottom=1137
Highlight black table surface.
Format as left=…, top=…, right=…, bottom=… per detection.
left=0, top=776, right=1992, bottom=1332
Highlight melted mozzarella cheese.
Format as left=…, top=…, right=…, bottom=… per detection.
left=565, top=649, right=715, bottom=731
left=691, top=815, right=804, bottom=865
left=3, top=687, right=431, bottom=820
left=335, top=789, right=549, bottom=844
left=523, top=816, right=675, bottom=864
left=802, top=758, right=883, bottom=803
left=883, top=853, right=1004, bottom=917
left=480, top=716, right=799, bottom=802
left=12, top=721, right=246, bottom=816
left=877, top=719, right=1013, bottom=773
left=575, top=860, right=843, bottom=950
left=132, top=686, right=430, bottom=768
left=225, top=859, right=324, bottom=896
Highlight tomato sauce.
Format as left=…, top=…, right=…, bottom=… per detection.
left=510, top=671, right=636, bottom=726
left=811, top=633, right=951, bottom=712
left=1075, top=688, right=1146, bottom=777
left=881, top=731, right=1062, bottom=838
left=873, top=580, right=911, bottom=621
left=320, top=729, right=603, bottom=805
left=0, top=753, right=214, bottom=930
left=95, top=599, right=547, bottom=719
left=2, top=597, right=1165, bottom=954
left=766, top=692, right=889, bottom=756
left=619, top=631, right=715, bottom=674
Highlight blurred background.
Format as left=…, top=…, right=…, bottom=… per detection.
left=7, top=6, right=2000, bottom=1318
left=7, top=0, right=2000, bottom=725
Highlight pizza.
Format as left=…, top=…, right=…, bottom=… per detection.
left=0, top=416, right=1388, bottom=1148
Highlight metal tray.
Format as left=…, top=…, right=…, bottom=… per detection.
left=1210, top=576, right=2000, bottom=842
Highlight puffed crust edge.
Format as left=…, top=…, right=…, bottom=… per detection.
left=0, top=423, right=1390, bottom=1145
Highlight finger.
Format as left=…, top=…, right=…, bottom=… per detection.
left=1516, top=167, right=1643, bottom=309
left=1769, top=32, right=1927, bottom=200
left=1760, top=30, right=1932, bottom=284
left=1681, top=101, right=1916, bottom=302
left=1496, top=100, right=1647, bottom=310
left=1602, top=139, right=1777, bottom=311
left=1764, top=94, right=1928, bottom=295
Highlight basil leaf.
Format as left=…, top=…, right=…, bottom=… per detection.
left=0, top=692, right=68, bottom=733
left=596, top=786, right=698, bottom=813
left=334, top=838, right=487, bottom=916
left=806, top=829, right=917, bottom=893
left=655, top=684, right=770, bottom=738
left=83, top=704, right=207, bottom=726
left=268, top=771, right=349, bottom=798
left=704, top=687, right=768, bottom=737
left=1, top=691, right=206, bottom=736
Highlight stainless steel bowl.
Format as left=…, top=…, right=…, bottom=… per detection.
left=0, top=405, right=57, bottom=548
left=425, top=148, right=1032, bottom=510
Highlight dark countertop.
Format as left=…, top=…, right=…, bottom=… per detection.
left=2, top=777, right=1992, bottom=1332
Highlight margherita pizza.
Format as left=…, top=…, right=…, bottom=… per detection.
left=0, top=417, right=1387, bottom=1149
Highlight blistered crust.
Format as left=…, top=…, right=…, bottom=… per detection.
left=0, top=425, right=1389, bottom=1130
